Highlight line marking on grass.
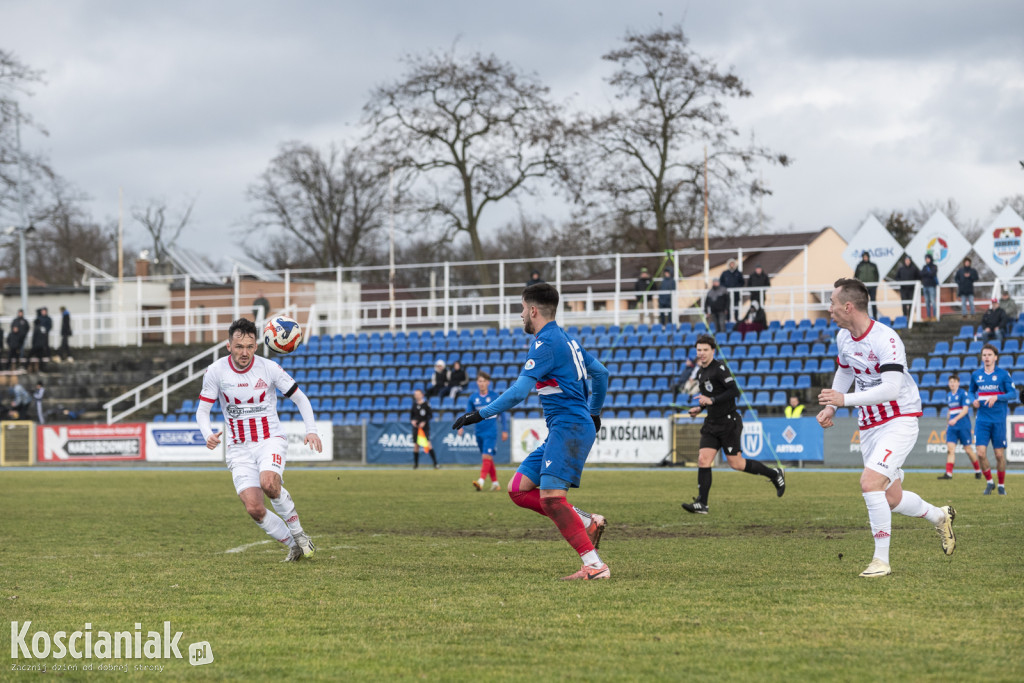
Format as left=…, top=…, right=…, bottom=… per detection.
left=224, top=540, right=272, bottom=554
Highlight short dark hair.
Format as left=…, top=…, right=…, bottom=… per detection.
left=982, top=343, right=999, bottom=357
left=476, top=371, right=491, bottom=381
left=228, top=318, right=258, bottom=341
left=523, top=283, right=559, bottom=318
left=833, top=278, right=870, bottom=312
left=695, top=333, right=717, bottom=350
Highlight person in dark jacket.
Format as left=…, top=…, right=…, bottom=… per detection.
left=28, top=307, right=52, bottom=372
left=657, top=268, right=676, bottom=326
left=704, top=278, right=730, bottom=332
left=734, top=300, right=767, bottom=335
left=425, top=359, right=451, bottom=399
left=895, top=256, right=921, bottom=318
left=525, top=270, right=545, bottom=288
left=954, top=257, right=979, bottom=316
left=920, top=254, right=939, bottom=320
left=720, top=259, right=745, bottom=318
left=854, top=252, right=880, bottom=318
left=58, top=306, right=73, bottom=361
left=746, top=264, right=771, bottom=306
left=447, top=360, right=469, bottom=400
left=7, top=309, right=28, bottom=370
left=981, top=298, right=1008, bottom=341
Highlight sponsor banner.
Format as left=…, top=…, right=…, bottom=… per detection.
left=904, top=211, right=973, bottom=283
left=841, top=215, right=902, bottom=276
left=283, top=420, right=334, bottom=461
left=510, top=418, right=671, bottom=464
left=1006, top=417, right=1024, bottom=463
left=39, top=424, right=146, bottom=462
left=821, top=417, right=953, bottom=468
left=972, top=206, right=1024, bottom=283
left=146, top=423, right=225, bottom=462
left=366, top=421, right=509, bottom=464
left=742, top=418, right=824, bottom=462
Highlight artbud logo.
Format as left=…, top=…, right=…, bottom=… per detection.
left=10, top=621, right=210, bottom=664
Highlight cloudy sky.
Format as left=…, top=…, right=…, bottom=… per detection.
left=4, top=0, right=1023, bottom=267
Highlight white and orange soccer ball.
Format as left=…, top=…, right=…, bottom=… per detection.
left=263, top=315, right=303, bottom=354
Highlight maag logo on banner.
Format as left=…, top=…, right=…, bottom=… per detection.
left=992, top=226, right=1023, bottom=266
left=742, top=421, right=763, bottom=457
left=441, top=431, right=478, bottom=450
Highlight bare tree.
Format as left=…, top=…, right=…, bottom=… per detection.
left=246, top=142, right=392, bottom=269
left=0, top=177, right=124, bottom=284
left=364, top=48, right=567, bottom=285
left=573, top=25, right=790, bottom=252
left=131, top=197, right=194, bottom=265
left=0, top=49, right=54, bottom=223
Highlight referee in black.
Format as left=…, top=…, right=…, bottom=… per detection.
left=681, top=334, right=786, bottom=514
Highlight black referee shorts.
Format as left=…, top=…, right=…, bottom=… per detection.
left=698, top=412, right=743, bottom=456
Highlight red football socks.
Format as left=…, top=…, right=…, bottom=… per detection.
left=487, top=459, right=498, bottom=482
left=508, top=472, right=545, bottom=515
left=998, top=471, right=1006, bottom=485
left=539, top=495, right=594, bottom=557
left=945, top=463, right=954, bottom=476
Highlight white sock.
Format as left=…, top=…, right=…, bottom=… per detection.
left=572, top=506, right=593, bottom=529
left=270, top=488, right=304, bottom=537
left=581, top=549, right=602, bottom=567
left=257, top=510, right=294, bottom=546
left=863, top=491, right=891, bottom=564
left=892, top=490, right=944, bottom=525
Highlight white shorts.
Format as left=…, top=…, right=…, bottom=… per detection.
left=860, top=417, right=917, bottom=485
left=226, top=437, right=287, bottom=495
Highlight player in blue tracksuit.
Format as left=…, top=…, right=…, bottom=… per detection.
left=458, top=371, right=510, bottom=492
left=969, top=344, right=1014, bottom=495
left=452, top=283, right=610, bottom=580
left=939, top=375, right=980, bottom=479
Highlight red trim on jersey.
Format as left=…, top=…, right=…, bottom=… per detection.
left=535, top=379, right=560, bottom=390
left=228, top=355, right=254, bottom=374
left=976, top=392, right=1003, bottom=397
left=850, top=320, right=875, bottom=342
left=198, top=395, right=216, bottom=403
left=858, top=402, right=923, bottom=429
left=837, top=357, right=849, bottom=369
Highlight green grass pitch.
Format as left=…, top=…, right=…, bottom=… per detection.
left=3, top=467, right=1022, bottom=681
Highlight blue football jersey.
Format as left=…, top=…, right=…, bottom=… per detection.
left=970, top=366, right=1015, bottom=423
left=521, top=321, right=595, bottom=424
left=467, top=391, right=508, bottom=436
left=946, top=388, right=971, bottom=421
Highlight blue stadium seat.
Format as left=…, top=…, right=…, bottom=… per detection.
left=963, top=356, right=980, bottom=371
left=770, top=359, right=787, bottom=374
left=818, top=359, right=835, bottom=375
left=945, top=357, right=962, bottom=372
left=922, top=407, right=937, bottom=418
left=762, top=344, right=779, bottom=358
left=1004, top=339, right=1021, bottom=355
left=752, top=391, right=771, bottom=407
left=956, top=325, right=975, bottom=339
left=910, top=357, right=927, bottom=373
left=763, top=375, right=779, bottom=390
left=803, top=359, right=820, bottom=374
left=927, top=357, right=945, bottom=371
left=755, top=359, right=771, bottom=374
left=933, top=341, right=950, bottom=355
left=779, top=375, right=795, bottom=390
left=919, top=373, right=938, bottom=388
left=795, top=375, right=811, bottom=389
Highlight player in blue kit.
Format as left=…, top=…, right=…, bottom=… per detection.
left=457, top=371, right=509, bottom=491
left=938, top=374, right=980, bottom=480
left=452, top=283, right=611, bottom=580
left=970, top=344, right=1015, bottom=495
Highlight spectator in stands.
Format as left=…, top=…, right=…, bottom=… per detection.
left=447, top=360, right=469, bottom=399
left=784, top=395, right=804, bottom=418
left=734, top=300, right=767, bottom=335
left=854, top=251, right=879, bottom=318
left=720, top=258, right=745, bottom=318
left=895, top=255, right=920, bottom=318
left=954, top=257, right=979, bottom=316
left=747, top=264, right=771, bottom=306
left=33, top=382, right=45, bottom=423
left=252, top=291, right=271, bottom=321
left=634, top=267, right=653, bottom=320
left=425, top=359, right=451, bottom=399
left=6, top=308, right=28, bottom=370
left=8, top=383, right=30, bottom=419
left=704, top=278, right=729, bottom=332
left=999, top=290, right=1018, bottom=336
left=525, top=270, right=545, bottom=288
left=58, top=306, right=73, bottom=362
left=657, top=267, right=675, bottom=326
left=920, top=253, right=939, bottom=320
left=410, top=388, right=439, bottom=469
left=28, top=307, right=53, bottom=372
left=980, top=298, right=1007, bottom=341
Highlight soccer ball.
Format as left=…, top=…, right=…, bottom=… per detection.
left=263, top=315, right=302, bottom=354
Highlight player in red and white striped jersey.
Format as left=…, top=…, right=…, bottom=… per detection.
left=817, top=278, right=955, bottom=578
left=196, top=318, right=322, bottom=562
